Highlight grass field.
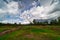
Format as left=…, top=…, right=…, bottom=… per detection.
left=0, top=25, right=60, bottom=40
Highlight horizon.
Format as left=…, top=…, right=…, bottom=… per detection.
left=0, top=0, right=60, bottom=24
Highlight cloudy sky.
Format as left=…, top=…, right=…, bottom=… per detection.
left=0, top=0, right=60, bottom=24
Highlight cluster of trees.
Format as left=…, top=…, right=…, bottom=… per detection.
left=33, top=17, right=60, bottom=25
left=0, top=17, right=60, bottom=25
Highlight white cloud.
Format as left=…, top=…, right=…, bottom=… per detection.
left=1, top=19, right=21, bottom=24
left=0, top=0, right=60, bottom=24
left=21, top=0, right=60, bottom=23
left=7, top=1, right=19, bottom=14
left=0, top=9, right=6, bottom=13
left=0, top=1, right=19, bottom=14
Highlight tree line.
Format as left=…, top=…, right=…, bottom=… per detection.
left=33, top=17, right=60, bottom=25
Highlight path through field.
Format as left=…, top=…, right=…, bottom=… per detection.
left=0, top=26, right=22, bottom=36
left=0, top=25, right=60, bottom=40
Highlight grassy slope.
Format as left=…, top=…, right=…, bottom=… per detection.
left=0, top=26, right=17, bottom=32
left=0, top=25, right=60, bottom=40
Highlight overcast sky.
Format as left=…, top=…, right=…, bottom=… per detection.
left=0, top=0, right=60, bottom=24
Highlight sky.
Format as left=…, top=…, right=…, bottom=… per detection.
left=0, top=0, right=60, bottom=24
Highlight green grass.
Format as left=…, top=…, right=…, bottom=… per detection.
left=0, top=25, right=60, bottom=40
left=0, top=26, right=16, bottom=32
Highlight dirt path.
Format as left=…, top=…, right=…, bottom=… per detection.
left=0, top=27, right=22, bottom=36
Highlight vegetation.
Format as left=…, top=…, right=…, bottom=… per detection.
left=0, top=17, right=60, bottom=40
left=0, top=25, right=60, bottom=40
left=33, top=17, right=60, bottom=25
